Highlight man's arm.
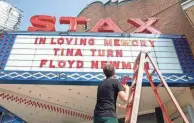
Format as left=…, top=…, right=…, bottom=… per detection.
left=118, top=84, right=129, bottom=102
left=116, top=103, right=127, bottom=109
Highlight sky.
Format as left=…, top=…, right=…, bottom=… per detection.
left=8, top=0, right=110, bottom=31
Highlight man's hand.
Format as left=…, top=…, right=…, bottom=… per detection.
left=116, top=103, right=127, bottom=109
left=122, top=84, right=129, bottom=91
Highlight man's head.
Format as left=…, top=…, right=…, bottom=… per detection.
left=103, top=63, right=115, bottom=78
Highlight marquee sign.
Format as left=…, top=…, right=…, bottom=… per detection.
left=27, top=16, right=161, bottom=34
left=0, top=32, right=193, bottom=86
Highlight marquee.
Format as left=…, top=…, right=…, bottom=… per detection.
left=0, top=32, right=193, bottom=86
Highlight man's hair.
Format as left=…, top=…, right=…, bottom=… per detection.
left=103, top=63, right=115, bottom=78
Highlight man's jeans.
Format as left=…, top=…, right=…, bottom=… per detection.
left=93, top=117, right=119, bottom=123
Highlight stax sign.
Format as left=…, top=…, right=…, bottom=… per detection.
left=28, top=15, right=161, bottom=34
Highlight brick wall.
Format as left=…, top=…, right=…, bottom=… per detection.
left=77, top=0, right=194, bottom=54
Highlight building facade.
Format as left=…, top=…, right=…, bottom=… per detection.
left=77, top=0, right=194, bottom=54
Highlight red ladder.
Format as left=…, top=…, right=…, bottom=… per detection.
left=124, top=51, right=189, bottom=123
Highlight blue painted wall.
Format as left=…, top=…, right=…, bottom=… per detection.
left=0, top=106, right=26, bottom=123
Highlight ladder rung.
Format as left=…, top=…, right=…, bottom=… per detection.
left=151, top=69, right=156, bottom=76
left=157, top=82, right=163, bottom=89
left=128, top=89, right=135, bottom=104
left=144, top=62, right=149, bottom=70
left=134, top=66, right=139, bottom=74
left=131, top=72, right=138, bottom=87
left=131, top=67, right=139, bottom=87
left=131, top=79, right=137, bottom=88
left=133, top=52, right=142, bottom=70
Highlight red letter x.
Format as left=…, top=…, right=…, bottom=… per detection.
left=127, top=18, right=161, bottom=34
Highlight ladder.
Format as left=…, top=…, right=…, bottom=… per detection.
left=124, top=51, right=189, bottom=123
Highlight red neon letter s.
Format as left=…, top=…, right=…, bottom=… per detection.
left=28, top=15, right=56, bottom=32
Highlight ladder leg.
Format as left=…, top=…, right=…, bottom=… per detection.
left=145, top=69, right=171, bottom=123
left=125, top=88, right=135, bottom=123
left=123, top=51, right=189, bottom=123
left=125, top=70, right=138, bottom=119
left=128, top=52, right=146, bottom=123
left=146, top=53, right=189, bottom=123
left=125, top=52, right=145, bottom=123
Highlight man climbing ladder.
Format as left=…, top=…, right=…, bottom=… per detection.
left=93, top=63, right=130, bottom=123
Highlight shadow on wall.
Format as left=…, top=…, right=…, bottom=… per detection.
left=118, top=105, right=194, bottom=123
